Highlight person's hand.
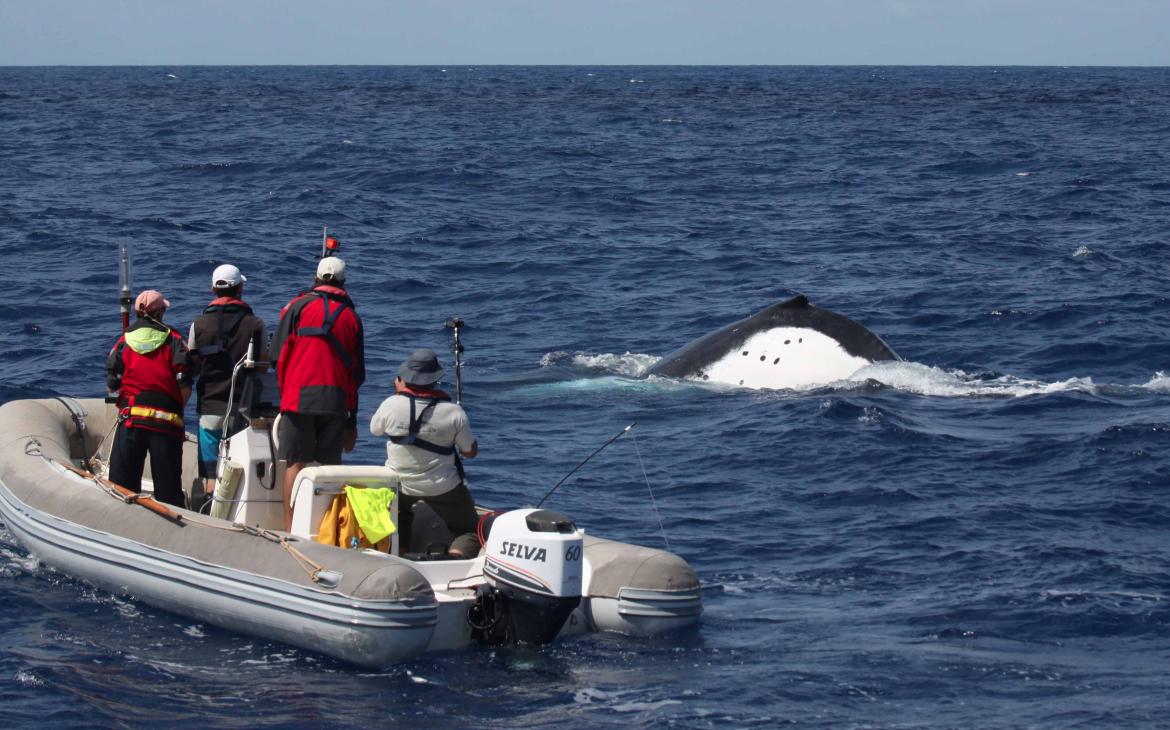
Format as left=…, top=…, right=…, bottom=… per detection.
left=344, top=426, right=357, bottom=453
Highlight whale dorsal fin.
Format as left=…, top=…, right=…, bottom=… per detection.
left=778, top=294, right=810, bottom=309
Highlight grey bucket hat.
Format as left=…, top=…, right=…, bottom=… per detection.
left=399, top=348, right=444, bottom=386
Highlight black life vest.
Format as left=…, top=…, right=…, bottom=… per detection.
left=195, top=300, right=251, bottom=357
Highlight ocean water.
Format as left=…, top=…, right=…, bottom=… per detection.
left=1, top=65, right=1169, bottom=728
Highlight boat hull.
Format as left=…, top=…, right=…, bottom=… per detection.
left=0, top=398, right=438, bottom=668
left=0, top=397, right=701, bottom=665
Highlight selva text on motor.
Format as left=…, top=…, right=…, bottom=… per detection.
left=498, top=541, right=549, bottom=563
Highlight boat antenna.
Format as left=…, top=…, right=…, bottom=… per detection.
left=118, top=244, right=132, bottom=332
left=535, top=423, right=636, bottom=508
left=321, top=226, right=341, bottom=258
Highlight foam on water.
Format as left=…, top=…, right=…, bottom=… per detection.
left=542, top=350, right=661, bottom=377
left=1143, top=372, right=1170, bottom=392
left=850, top=360, right=1100, bottom=398
left=536, top=352, right=1123, bottom=399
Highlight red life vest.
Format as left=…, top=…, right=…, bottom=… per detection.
left=108, top=321, right=188, bottom=437
left=273, top=286, right=364, bottom=415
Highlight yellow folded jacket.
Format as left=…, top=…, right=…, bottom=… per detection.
left=315, top=485, right=396, bottom=551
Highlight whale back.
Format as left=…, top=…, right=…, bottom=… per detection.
left=647, top=295, right=899, bottom=389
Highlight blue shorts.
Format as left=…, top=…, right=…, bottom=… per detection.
left=197, top=414, right=225, bottom=478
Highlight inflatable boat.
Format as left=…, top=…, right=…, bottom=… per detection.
left=0, top=397, right=701, bottom=668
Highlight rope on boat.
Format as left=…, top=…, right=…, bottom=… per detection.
left=52, top=457, right=183, bottom=523
left=33, top=447, right=341, bottom=588
left=628, top=430, right=671, bottom=551
left=71, top=415, right=120, bottom=483
left=178, top=511, right=340, bottom=588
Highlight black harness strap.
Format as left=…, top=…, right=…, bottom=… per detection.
left=388, top=396, right=454, bottom=455
left=195, top=305, right=249, bottom=357
left=387, top=392, right=468, bottom=483
left=293, top=293, right=354, bottom=370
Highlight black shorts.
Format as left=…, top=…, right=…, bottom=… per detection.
left=277, top=412, right=346, bottom=464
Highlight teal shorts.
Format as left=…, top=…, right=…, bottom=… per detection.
left=197, top=414, right=225, bottom=478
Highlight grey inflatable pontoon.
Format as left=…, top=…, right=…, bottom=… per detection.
left=0, top=398, right=700, bottom=667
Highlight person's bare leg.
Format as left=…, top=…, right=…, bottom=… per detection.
left=283, top=462, right=304, bottom=531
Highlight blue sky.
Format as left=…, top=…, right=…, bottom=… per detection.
left=1, top=0, right=1168, bottom=66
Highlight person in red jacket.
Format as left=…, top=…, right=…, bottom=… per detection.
left=105, top=289, right=193, bottom=508
left=271, top=257, right=365, bottom=530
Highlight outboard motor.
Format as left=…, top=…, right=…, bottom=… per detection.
left=470, top=508, right=583, bottom=645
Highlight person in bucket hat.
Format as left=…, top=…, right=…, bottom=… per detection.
left=370, top=348, right=480, bottom=557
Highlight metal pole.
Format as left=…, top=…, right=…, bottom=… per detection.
left=119, top=245, right=132, bottom=332
left=444, top=316, right=465, bottom=404
left=535, top=423, right=636, bottom=508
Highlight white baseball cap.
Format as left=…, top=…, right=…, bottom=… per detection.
left=212, top=264, right=246, bottom=287
left=317, top=257, right=346, bottom=283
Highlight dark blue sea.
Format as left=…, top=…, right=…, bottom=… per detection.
left=1, top=66, right=1169, bottom=728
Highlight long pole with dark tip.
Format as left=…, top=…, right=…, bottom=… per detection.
left=536, top=423, right=636, bottom=509
left=444, top=316, right=465, bottom=404
left=119, top=245, right=132, bottom=332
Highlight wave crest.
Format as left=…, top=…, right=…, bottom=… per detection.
left=849, top=361, right=1098, bottom=397
left=540, top=351, right=660, bottom=378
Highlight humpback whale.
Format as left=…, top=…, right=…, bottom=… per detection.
left=646, top=295, right=900, bottom=390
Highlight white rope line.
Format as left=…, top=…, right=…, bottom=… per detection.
left=629, top=430, right=671, bottom=551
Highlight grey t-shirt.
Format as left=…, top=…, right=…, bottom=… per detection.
left=369, top=393, right=476, bottom=497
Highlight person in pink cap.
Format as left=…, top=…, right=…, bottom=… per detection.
left=105, top=289, right=193, bottom=507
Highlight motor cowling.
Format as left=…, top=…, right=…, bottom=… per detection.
left=471, top=509, right=583, bottom=645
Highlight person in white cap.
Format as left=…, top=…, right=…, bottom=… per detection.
left=105, top=289, right=193, bottom=507
left=270, top=256, right=365, bottom=530
left=187, top=264, right=268, bottom=500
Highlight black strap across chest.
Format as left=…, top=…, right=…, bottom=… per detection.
left=195, top=305, right=250, bottom=357
left=387, top=394, right=454, bottom=456
left=293, top=292, right=353, bottom=370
